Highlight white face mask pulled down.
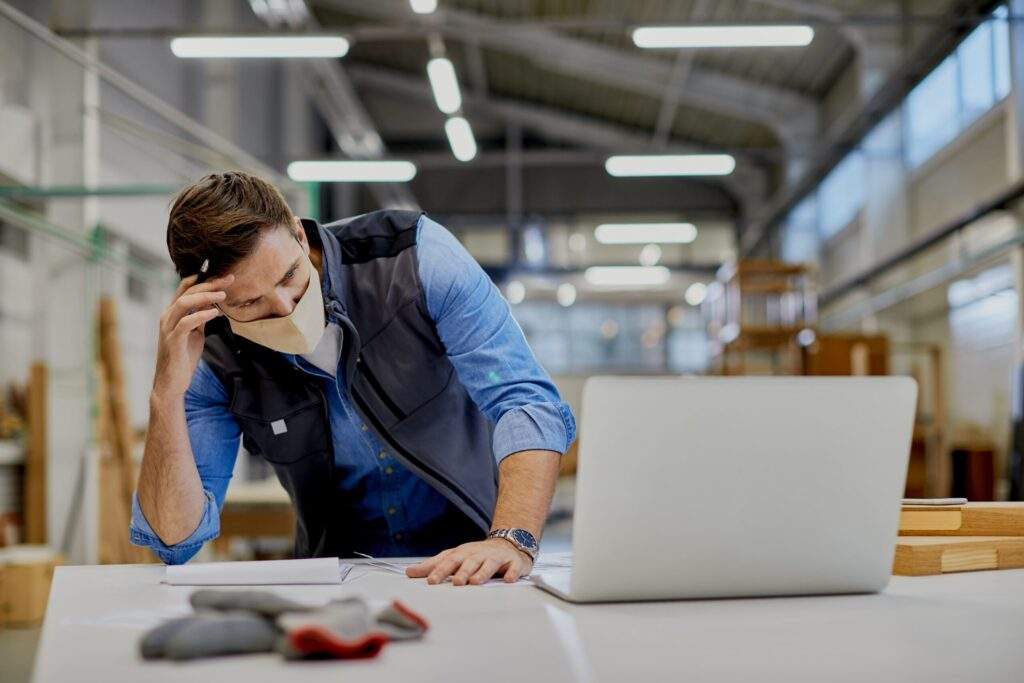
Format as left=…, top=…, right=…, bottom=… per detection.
left=224, top=252, right=326, bottom=355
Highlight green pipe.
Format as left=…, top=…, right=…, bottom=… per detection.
left=0, top=200, right=176, bottom=287
left=0, top=183, right=177, bottom=198
left=305, top=182, right=321, bottom=223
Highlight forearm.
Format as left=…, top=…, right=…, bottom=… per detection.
left=137, top=391, right=207, bottom=546
left=490, top=449, right=561, bottom=539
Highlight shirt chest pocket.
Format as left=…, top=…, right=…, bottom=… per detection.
left=230, top=377, right=331, bottom=464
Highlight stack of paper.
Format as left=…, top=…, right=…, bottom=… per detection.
left=164, top=558, right=354, bottom=585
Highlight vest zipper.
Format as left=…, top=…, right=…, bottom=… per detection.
left=351, top=386, right=491, bottom=527
left=355, top=356, right=407, bottom=420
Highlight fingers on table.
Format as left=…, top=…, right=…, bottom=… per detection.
left=468, top=558, right=503, bottom=586
left=451, top=556, right=485, bottom=586
left=426, top=554, right=464, bottom=585
left=405, top=550, right=447, bottom=578
left=503, top=563, right=522, bottom=583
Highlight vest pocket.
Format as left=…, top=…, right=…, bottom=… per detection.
left=230, top=379, right=330, bottom=464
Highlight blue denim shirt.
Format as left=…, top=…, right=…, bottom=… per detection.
left=130, top=215, right=576, bottom=564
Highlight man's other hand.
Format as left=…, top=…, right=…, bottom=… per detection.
left=405, top=538, right=533, bottom=586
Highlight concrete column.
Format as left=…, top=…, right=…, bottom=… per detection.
left=1005, top=0, right=1024, bottom=498
left=25, top=2, right=100, bottom=552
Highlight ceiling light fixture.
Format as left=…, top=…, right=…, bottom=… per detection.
left=585, top=266, right=671, bottom=287
left=445, top=116, right=477, bottom=162
left=595, top=222, right=698, bottom=244
left=605, top=154, right=735, bottom=177
left=286, top=160, right=417, bottom=182
left=632, top=25, right=814, bottom=49
left=410, top=0, right=438, bottom=14
left=170, top=36, right=349, bottom=59
left=427, top=57, right=462, bottom=114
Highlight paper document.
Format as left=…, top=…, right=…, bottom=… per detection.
left=164, top=558, right=355, bottom=586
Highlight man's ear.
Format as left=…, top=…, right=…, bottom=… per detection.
left=292, top=216, right=310, bottom=255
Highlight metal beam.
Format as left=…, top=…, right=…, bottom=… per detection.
left=0, top=184, right=176, bottom=198
left=315, top=0, right=819, bottom=147
left=347, top=63, right=768, bottom=207
left=252, top=2, right=418, bottom=209
left=653, top=0, right=714, bottom=147
left=52, top=14, right=1008, bottom=40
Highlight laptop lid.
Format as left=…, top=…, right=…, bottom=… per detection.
left=567, top=376, right=917, bottom=602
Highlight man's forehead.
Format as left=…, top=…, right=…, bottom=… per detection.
left=224, top=228, right=301, bottom=296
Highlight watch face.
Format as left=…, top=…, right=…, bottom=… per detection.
left=510, top=528, right=537, bottom=551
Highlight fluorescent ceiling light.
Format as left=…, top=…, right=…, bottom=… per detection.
left=427, top=58, right=462, bottom=114
left=506, top=280, right=526, bottom=305
left=595, top=222, right=698, bottom=244
left=684, top=282, right=708, bottom=306
left=605, top=154, right=735, bottom=177
left=410, top=0, right=438, bottom=13
left=585, top=266, right=671, bottom=287
left=556, top=283, right=577, bottom=307
left=445, top=116, right=477, bottom=162
left=286, top=160, right=416, bottom=183
left=632, top=25, right=814, bottom=49
left=639, top=243, right=663, bottom=266
left=170, top=36, right=349, bottom=59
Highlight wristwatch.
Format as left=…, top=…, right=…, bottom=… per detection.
left=488, top=528, right=539, bottom=562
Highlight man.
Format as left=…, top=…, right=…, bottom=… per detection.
left=130, top=171, right=575, bottom=586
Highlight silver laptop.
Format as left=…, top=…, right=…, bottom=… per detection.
left=534, top=376, right=917, bottom=603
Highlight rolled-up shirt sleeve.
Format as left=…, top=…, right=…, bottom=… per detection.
left=129, top=359, right=241, bottom=564
left=416, top=215, right=577, bottom=463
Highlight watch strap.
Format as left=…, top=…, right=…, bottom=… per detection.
left=488, top=528, right=538, bottom=561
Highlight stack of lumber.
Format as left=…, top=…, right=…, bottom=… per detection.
left=894, top=502, right=1024, bottom=576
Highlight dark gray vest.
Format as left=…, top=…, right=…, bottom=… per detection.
left=201, top=210, right=497, bottom=558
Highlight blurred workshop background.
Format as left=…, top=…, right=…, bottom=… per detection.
left=0, top=0, right=1023, bottom=652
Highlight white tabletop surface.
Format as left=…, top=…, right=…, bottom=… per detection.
left=33, top=560, right=1024, bottom=682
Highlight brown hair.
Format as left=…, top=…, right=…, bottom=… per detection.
left=166, top=171, right=294, bottom=278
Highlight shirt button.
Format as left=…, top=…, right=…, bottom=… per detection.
left=387, top=507, right=396, bottom=515
left=384, top=466, right=394, bottom=475
left=394, top=533, right=403, bottom=541
left=361, top=424, right=368, bottom=432
left=378, top=451, right=387, bottom=460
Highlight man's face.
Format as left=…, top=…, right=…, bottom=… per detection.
left=220, top=221, right=312, bottom=323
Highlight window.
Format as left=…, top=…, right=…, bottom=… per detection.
left=781, top=194, right=819, bottom=263
left=818, top=151, right=865, bottom=239
left=905, top=56, right=959, bottom=168
left=511, top=301, right=682, bottom=373
left=959, top=22, right=995, bottom=123
left=905, top=7, right=1011, bottom=169
left=994, top=6, right=1011, bottom=99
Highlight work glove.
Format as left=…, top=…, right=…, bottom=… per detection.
left=139, top=589, right=428, bottom=661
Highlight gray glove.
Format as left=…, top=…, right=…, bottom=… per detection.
left=139, top=590, right=428, bottom=662
left=139, top=611, right=278, bottom=661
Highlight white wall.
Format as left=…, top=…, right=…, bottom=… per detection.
left=815, top=100, right=1021, bottom=496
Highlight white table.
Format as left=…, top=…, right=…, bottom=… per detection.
left=33, top=561, right=1024, bottom=682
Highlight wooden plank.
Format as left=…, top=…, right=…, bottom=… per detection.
left=97, top=298, right=136, bottom=505
left=894, top=536, right=1024, bottom=576
left=23, top=362, right=47, bottom=544
left=899, top=502, right=1024, bottom=536
left=95, top=299, right=154, bottom=564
